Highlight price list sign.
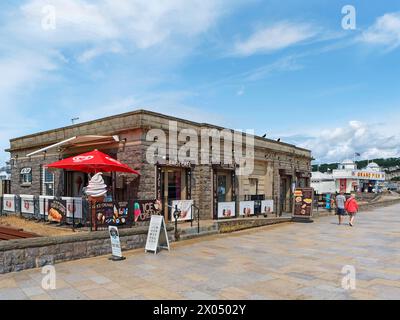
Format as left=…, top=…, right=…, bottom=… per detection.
left=145, top=215, right=170, bottom=254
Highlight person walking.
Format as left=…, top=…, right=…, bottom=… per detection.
left=335, top=192, right=346, bottom=225
left=345, top=193, right=359, bottom=227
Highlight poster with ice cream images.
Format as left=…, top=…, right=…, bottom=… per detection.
left=171, top=200, right=193, bottom=221
left=48, top=199, right=67, bottom=223
left=133, top=199, right=163, bottom=222
left=239, top=201, right=255, bottom=216
left=293, top=187, right=314, bottom=219
left=217, top=202, right=236, bottom=218
left=91, top=201, right=131, bottom=227
left=261, top=200, right=274, bottom=215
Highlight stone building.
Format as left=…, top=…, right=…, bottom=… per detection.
left=6, top=109, right=312, bottom=221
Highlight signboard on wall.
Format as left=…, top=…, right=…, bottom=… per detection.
left=239, top=201, right=255, bottom=216
left=133, top=199, right=163, bottom=222
left=293, top=188, right=314, bottom=219
left=217, top=201, right=236, bottom=218
left=171, top=200, right=193, bottom=221
left=3, top=194, right=16, bottom=212
left=20, top=195, right=35, bottom=214
left=261, top=200, right=274, bottom=215
left=90, top=201, right=131, bottom=226
left=48, top=199, right=67, bottom=223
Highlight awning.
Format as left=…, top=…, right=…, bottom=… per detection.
left=26, top=135, right=120, bottom=157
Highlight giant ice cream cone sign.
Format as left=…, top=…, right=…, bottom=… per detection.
left=85, top=172, right=108, bottom=230
left=86, top=172, right=107, bottom=197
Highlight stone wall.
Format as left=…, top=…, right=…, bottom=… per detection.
left=192, top=165, right=213, bottom=220
left=218, top=217, right=292, bottom=233
left=10, top=154, right=60, bottom=196
left=0, top=226, right=174, bottom=274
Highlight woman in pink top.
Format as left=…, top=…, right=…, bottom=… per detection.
left=345, top=194, right=359, bottom=227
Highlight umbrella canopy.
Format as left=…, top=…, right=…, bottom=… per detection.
left=45, top=149, right=140, bottom=175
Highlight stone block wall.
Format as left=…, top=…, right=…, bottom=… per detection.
left=191, top=165, right=213, bottom=220
left=0, top=226, right=174, bottom=274
left=10, top=155, right=60, bottom=196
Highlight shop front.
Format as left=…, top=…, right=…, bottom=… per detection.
left=7, top=110, right=312, bottom=222
left=212, top=165, right=236, bottom=219
left=156, top=164, right=192, bottom=222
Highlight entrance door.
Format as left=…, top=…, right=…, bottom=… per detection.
left=161, top=168, right=187, bottom=221
left=339, top=179, right=347, bottom=193
left=213, top=170, right=234, bottom=219
left=280, top=176, right=292, bottom=214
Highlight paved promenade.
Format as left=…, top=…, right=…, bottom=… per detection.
left=1, top=203, right=399, bottom=300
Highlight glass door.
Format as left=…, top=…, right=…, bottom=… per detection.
left=217, top=175, right=227, bottom=202
left=162, top=168, right=187, bottom=221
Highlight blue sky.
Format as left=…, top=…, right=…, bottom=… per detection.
left=1, top=0, right=400, bottom=164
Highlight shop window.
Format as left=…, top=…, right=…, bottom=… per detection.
left=20, top=167, right=32, bottom=185
left=42, top=167, right=54, bottom=196
left=217, top=175, right=227, bottom=202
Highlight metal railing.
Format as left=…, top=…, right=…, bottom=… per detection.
left=0, top=195, right=187, bottom=232
left=191, top=204, right=200, bottom=234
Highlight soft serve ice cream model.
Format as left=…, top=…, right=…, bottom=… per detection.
left=85, top=172, right=108, bottom=230
left=85, top=172, right=107, bottom=198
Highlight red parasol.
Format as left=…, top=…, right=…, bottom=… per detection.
left=45, top=149, right=140, bottom=175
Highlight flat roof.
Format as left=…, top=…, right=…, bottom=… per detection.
left=8, top=109, right=311, bottom=154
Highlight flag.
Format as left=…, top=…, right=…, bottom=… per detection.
left=355, top=152, right=361, bottom=157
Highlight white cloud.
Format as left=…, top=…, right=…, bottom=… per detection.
left=77, top=43, right=123, bottom=63
left=16, top=0, right=232, bottom=52
left=0, top=0, right=241, bottom=164
left=361, top=12, right=400, bottom=50
left=234, top=21, right=317, bottom=56
left=292, top=120, right=400, bottom=163
left=77, top=92, right=228, bottom=126
left=242, top=55, right=303, bottom=81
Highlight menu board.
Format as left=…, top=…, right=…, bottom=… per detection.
left=171, top=200, right=193, bottom=221
left=92, top=202, right=130, bottom=226
left=293, top=188, right=314, bottom=218
left=217, top=202, right=236, bottom=218
left=48, top=199, right=67, bottom=223
left=145, top=215, right=170, bottom=254
left=239, top=201, right=255, bottom=216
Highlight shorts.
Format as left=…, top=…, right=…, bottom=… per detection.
left=347, top=212, right=357, bottom=216
left=336, top=208, right=346, bottom=215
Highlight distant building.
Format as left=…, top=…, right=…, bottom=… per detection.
left=311, top=160, right=386, bottom=194
left=0, top=171, right=10, bottom=180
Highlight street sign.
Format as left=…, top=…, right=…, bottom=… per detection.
left=145, top=215, right=170, bottom=254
